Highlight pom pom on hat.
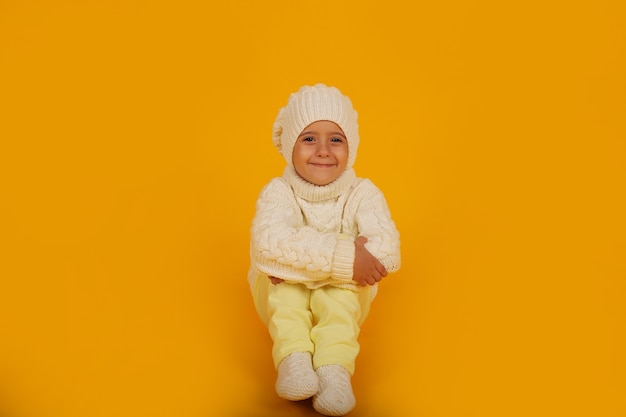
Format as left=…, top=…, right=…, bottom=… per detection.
left=272, top=84, right=359, bottom=168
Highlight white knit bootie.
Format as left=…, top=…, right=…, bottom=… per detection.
left=312, top=364, right=356, bottom=416
left=275, top=352, right=319, bottom=401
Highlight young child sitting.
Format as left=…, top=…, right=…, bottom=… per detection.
left=248, top=84, right=401, bottom=416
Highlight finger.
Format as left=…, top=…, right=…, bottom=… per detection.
left=376, top=262, right=388, bottom=277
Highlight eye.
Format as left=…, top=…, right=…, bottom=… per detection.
left=302, top=136, right=315, bottom=142
left=331, top=136, right=344, bottom=143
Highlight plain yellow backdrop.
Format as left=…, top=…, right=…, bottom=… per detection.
left=1, top=1, right=625, bottom=416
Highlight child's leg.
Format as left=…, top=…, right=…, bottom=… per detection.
left=309, top=286, right=371, bottom=375
left=253, top=276, right=318, bottom=400
left=309, top=286, right=371, bottom=415
left=253, top=275, right=314, bottom=368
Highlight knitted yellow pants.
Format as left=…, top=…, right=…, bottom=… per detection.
left=253, top=275, right=372, bottom=375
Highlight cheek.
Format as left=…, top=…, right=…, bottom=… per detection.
left=292, top=147, right=308, bottom=165
left=339, top=147, right=349, bottom=163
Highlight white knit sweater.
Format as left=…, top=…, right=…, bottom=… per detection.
left=248, top=166, right=401, bottom=296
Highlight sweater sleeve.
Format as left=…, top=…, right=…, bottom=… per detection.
left=350, top=180, right=401, bottom=273
left=250, top=179, right=355, bottom=284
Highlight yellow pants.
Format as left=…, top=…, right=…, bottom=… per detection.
left=253, top=275, right=372, bottom=376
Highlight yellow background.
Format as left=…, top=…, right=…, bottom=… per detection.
left=1, top=1, right=624, bottom=416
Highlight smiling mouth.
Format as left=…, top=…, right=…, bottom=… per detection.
left=310, top=163, right=335, bottom=168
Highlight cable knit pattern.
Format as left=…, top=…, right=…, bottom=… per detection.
left=313, top=365, right=355, bottom=416
left=248, top=167, right=401, bottom=294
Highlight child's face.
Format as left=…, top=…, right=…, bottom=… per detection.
left=292, top=120, right=349, bottom=186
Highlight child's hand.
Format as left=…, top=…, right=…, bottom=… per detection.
left=269, top=276, right=284, bottom=285
left=353, top=236, right=387, bottom=286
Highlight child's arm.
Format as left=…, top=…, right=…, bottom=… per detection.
left=250, top=179, right=356, bottom=284
left=351, top=180, right=402, bottom=275
left=352, top=235, right=388, bottom=286
left=270, top=236, right=385, bottom=286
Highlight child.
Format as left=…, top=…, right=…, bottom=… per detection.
left=248, top=84, right=401, bottom=416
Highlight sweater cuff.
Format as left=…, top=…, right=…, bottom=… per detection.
left=332, top=234, right=355, bottom=281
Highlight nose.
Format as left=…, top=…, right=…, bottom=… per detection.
left=316, top=141, right=330, bottom=157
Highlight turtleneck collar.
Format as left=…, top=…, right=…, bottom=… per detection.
left=282, top=166, right=357, bottom=202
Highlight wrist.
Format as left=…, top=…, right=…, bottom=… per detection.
left=332, top=235, right=355, bottom=281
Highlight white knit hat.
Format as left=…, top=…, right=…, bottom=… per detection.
left=273, top=84, right=359, bottom=168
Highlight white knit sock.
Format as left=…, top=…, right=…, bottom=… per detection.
left=312, top=365, right=356, bottom=416
left=275, top=352, right=319, bottom=401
